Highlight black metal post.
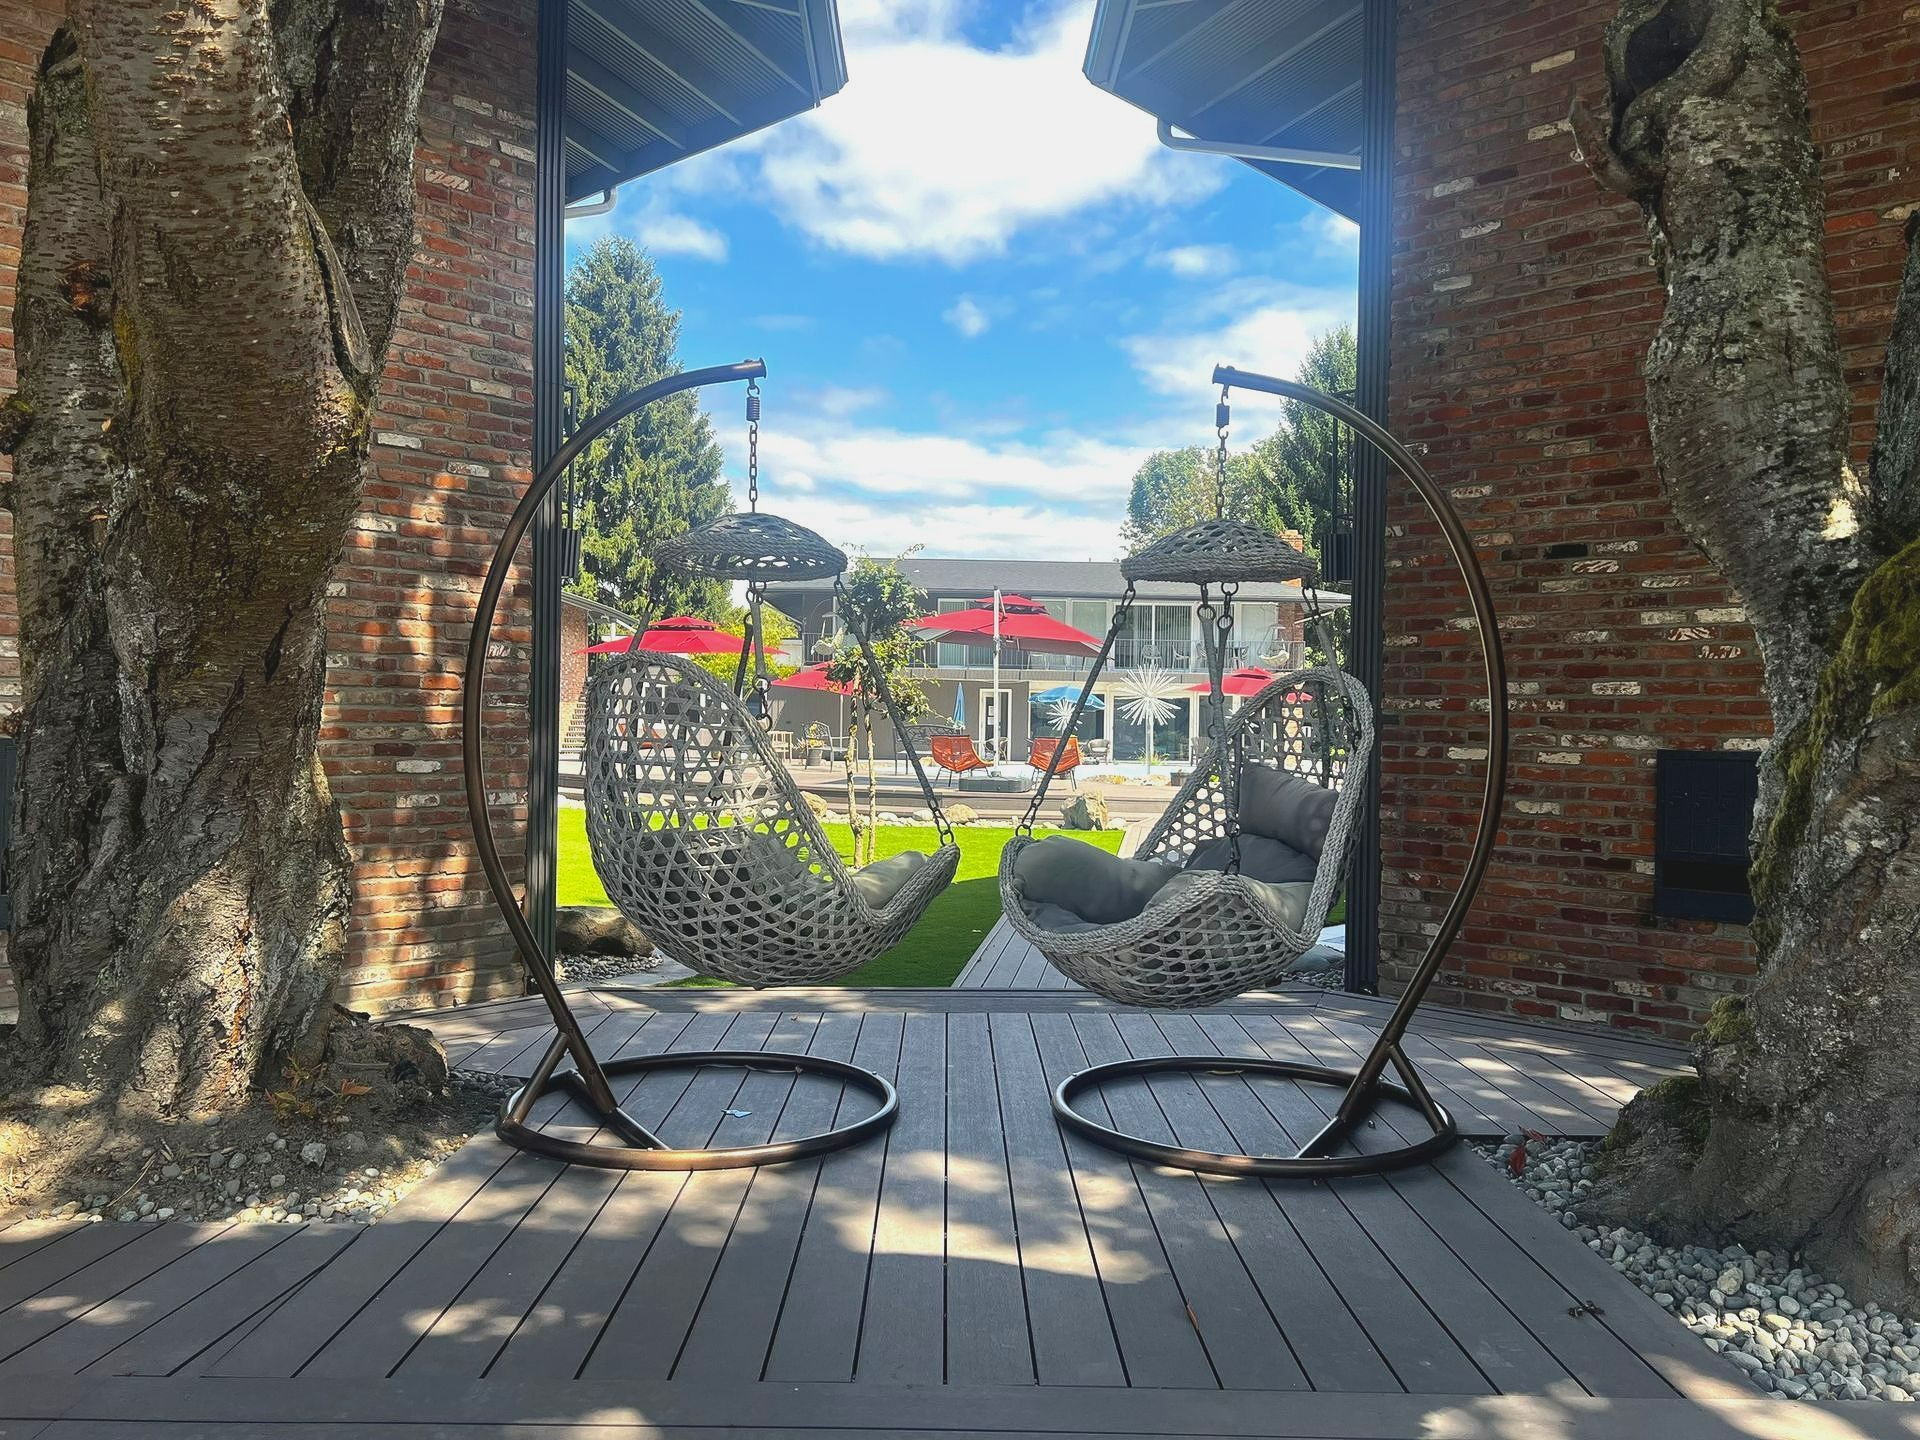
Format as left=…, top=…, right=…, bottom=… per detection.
left=526, top=0, right=568, bottom=977
left=1345, top=0, right=1397, bottom=996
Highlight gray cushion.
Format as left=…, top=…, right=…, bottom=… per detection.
left=1012, top=835, right=1178, bottom=925
left=1024, top=901, right=1104, bottom=934
left=1154, top=872, right=1314, bottom=930
left=1238, top=767, right=1338, bottom=858
left=850, top=850, right=929, bottom=910
left=1185, top=834, right=1318, bottom=884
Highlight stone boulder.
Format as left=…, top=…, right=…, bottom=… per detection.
left=556, top=905, right=653, bottom=958
left=1060, top=794, right=1111, bottom=831
left=803, top=790, right=831, bottom=817
left=946, top=803, right=979, bottom=825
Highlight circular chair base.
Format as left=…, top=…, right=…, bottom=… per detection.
left=497, top=1049, right=898, bottom=1171
left=1053, top=1055, right=1458, bottom=1179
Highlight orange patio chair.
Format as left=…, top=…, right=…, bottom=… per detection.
left=929, top=733, right=990, bottom=787
left=1027, top=736, right=1081, bottom=789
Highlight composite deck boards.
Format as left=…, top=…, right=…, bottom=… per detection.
left=984, top=1011, right=1127, bottom=1387
left=1026, top=1011, right=1217, bottom=1390
left=3, top=992, right=1780, bottom=1438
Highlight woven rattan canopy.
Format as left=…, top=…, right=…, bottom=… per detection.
left=1121, top=517, right=1321, bottom=589
left=655, top=512, right=847, bottom=581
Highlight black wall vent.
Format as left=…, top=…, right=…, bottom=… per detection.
left=1654, top=749, right=1759, bottom=923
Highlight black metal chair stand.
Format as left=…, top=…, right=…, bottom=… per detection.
left=463, top=359, right=897, bottom=1171
left=1048, top=368, right=1508, bottom=1182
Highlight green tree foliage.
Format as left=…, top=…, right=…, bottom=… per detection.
left=1120, top=324, right=1356, bottom=567
left=564, top=237, right=730, bottom=620
left=685, top=600, right=799, bottom=686
left=824, top=557, right=931, bottom=866
left=1244, top=324, right=1357, bottom=550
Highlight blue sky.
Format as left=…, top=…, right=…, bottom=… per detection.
left=565, top=0, right=1357, bottom=561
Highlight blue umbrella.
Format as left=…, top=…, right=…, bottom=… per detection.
left=952, top=682, right=966, bottom=728
left=1033, top=684, right=1104, bottom=709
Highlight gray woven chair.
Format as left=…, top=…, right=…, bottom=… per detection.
left=999, top=666, right=1372, bottom=1008
left=586, top=651, right=961, bottom=987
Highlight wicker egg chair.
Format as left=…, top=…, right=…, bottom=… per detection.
left=999, top=665, right=1372, bottom=1009
left=585, top=651, right=961, bottom=987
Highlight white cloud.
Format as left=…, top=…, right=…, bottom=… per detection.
left=633, top=209, right=728, bottom=262
left=1297, top=210, right=1360, bottom=259
left=775, top=492, right=1125, bottom=562
left=1152, top=244, right=1237, bottom=278
left=757, top=422, right=1145, bottom=505
left=745, top=2, right=1223, bottom=263
left=943, top=296, right=991, bottom=338
left=1121, top=280, right=1355, bottom=402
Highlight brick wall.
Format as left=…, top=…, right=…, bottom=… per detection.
left=324, top=0, right=537, bottom=1013
left=1384, top=0, right=1919, bottom=1039
left=0, top=0, right=539, bottom=1017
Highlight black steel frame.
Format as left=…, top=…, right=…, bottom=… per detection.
left=1049, top=371, right=1508, bottom=1180
left=464, top=360, right=898, bottom=1170
left=1345, top=0, right=1397, bottom=997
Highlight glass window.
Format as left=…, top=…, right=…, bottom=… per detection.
left=935, top=596, right=972, bottom=669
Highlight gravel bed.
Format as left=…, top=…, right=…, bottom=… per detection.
left=17, top=1072, right=513, bottom=1229
left=557, top=951, right=663, bottom=985
left=1484, top=1135, right=1920, bottom=1403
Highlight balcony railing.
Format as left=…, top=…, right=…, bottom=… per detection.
left=794, top=630, right=1293, bottom=676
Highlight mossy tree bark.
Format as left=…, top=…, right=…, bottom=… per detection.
left=1571, top=0, right=1920, bottom=1306
left=0, top=0, right=442, bottom=1118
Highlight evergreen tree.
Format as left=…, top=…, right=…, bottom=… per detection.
left=1244, top=324, right=1357, bottom=559
left=564, top=237, right=730, bottom=620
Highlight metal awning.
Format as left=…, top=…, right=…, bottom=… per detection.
left=1083, top=0, right=1363, bottom=220
left=564, top=0, right=847, bottom=203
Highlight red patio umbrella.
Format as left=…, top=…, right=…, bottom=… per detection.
left=773, top=662, right=858, bottom=695
left=906, top=594, right=1101, bottom=656
left=1189, top=666, right=1279, bottom=697
left=582, top=615, right=745, bottom=656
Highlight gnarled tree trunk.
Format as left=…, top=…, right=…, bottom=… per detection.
left=1, top=0, right=442, bottom=1119
left=1571, top=0, right=1920, bottom=1307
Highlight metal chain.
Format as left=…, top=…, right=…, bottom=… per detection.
left=1216, top=581, right=1242, bottom=874
left=1213, top=384, right=1231, bottom=520
left=1017, top=585, right=1136, bottom=836
left=745, top=379, right=761, bottom=513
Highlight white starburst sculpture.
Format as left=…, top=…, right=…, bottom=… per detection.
left=1116, top=665, right=1185, bottom=772
left=1046, top=698, right=1080, bottom=733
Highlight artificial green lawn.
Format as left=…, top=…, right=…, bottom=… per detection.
left=556, top=807, right=1124, bottom=987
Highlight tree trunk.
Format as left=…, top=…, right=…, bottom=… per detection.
left=1571, top=0, right=1920, bottom=1308
left=1, top=1, right=442, bottom=1120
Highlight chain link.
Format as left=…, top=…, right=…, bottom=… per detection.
left=1213, top=384, right=1231, bottom=520
left=745, top=379, right=761, bottom=512
left=1216, top=581, right=1242, bottom=874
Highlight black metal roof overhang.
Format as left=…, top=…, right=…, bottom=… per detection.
left=1083, top=0, right=1362, bottom=220
left=563, top=0, right=847, bottom=204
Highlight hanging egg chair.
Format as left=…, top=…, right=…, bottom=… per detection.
left=1008, top=370, right=1508, bottom=1181
left=464, top=362, right=946, bottom=1172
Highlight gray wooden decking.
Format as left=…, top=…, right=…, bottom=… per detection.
left=3, top=989, right=1905, bottom=1439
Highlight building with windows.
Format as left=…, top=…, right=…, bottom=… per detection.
left=765, top=557, right=1346, bottom=766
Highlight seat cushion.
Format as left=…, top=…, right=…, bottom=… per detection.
left=1011, top=835, right=1178, bottom=926
left=850, top=850, right=929, bottom=910
left=1237, top=767, right=1338, bottom=858
left=1185, top=833, right=1318, bottom=884
left=1154, top=871, right=1314, bottom=931
left=1024, top=901, right=1104, bottom=934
